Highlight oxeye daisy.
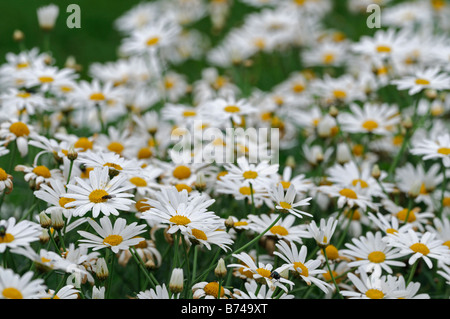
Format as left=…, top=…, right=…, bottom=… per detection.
left=206, top=96, right=257, bottom=126
left=391, top=67, right=450, bottom=96
left=77, top=216, right=147, bottom=253
left=340, top=231, right=406, bottom=274
left=45, top=285, right=79, bottom=299
left=1, top=88, right=47, bottom=116
left=385, top=229, right=450, bottom=269
left=192, top=281, right=232, bottom=299
left=0, top=119, right=36, bottom=157
left=15, top=164, right=62, bottom=189
left=273, top=240, right=332, bottom=294
left=367, top=212, right=411, bottom=237
left=185, top=227, right=234, bottom=252
left=223, top=156, right=279, bottom=188
left=268, top=183, right=313, bottom=219
left=36, top=3, right=59, bottom=31
left=228, top=251, right=294, bottom=292
left=319, top=184, right=377, bottom=212
left=337, top=102, right=400, bottom=136
left=387, top=275, right=430, bottom=299
left=0, top=267, right=48, bottom=299
left=341, top=268, right=396, bottom=299
left=0, top=217, right=41, bottom=253
left=77, top=150, right=142, bottom=177
left=34, top=178, right=75, bottom=218
left=137, top=284, right=178, bottom=299
left=410, top=132, right=450, bottom=167
left=64, top=166, right=135, bottom=218
left=381, top=199, right=434, bottom=232
left=0, top=167, right=13, bottom=195
left=232, top=279, right=295, bottom=299
left=247, top=213, right=311, bottom=245
left=216, top=176, right=272, bottom=208
left=306, top=217, right=338, bottom=248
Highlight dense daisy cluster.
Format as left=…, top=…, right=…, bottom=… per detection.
left=0, top=0, right=450, bottom=300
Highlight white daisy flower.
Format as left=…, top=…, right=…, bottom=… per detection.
left=410, top=132, right=450, bottom=167
left=341, top=268, right=397, bottom=299
left=0, top=119, right=36, bottom=157
left=0, top=217, right=41, bottom=253
left=37, top=3, right=59, bottom=31
left=385, top=229, right=450, bottom=269
left=192, top=281, right=231, bottom=299
left=233, top=279, right=295, bottom=299
left=341, top=231, right=406, bottom=274
left=137, top=284, right=178, bottom=299
left=77, top=216, right=147, bottom=253
left=268, top=183, right=312, bottom=219
left=65, top=166, right=135, bottom=218
left=0, top=267, right=48, bottom=299
left=306, top=216, right=338, bottom=248
left=273, top=240, right=332, bottom=294
left=391, top=67, right=450, bottom=96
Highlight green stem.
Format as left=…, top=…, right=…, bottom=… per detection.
left=106, top=251, right=116, bottom=299
left=130, top=247, right=158, bottom=290
left=336, top=208, right=354, bottom=249
left=439, top=166, right=447, bottom=219
left=322, top=248, right=343, bottom=299
left=407, top=260, right=419, bottom=285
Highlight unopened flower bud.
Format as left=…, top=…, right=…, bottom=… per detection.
left=169, top=268, right=184, bottom=294
left=329, top=106, right=339, bottom=117
left=13, top=30, right=24, bottom=42
left=195, top=172, right=206, bottom=191
left=402, top=117, right=413, bottom=130
left=95, top=258, right=109, bottom=281
left=224, top=216, right=234, bottom=229
left=67, top=145, right=78, bottom=161
left=39, top=211, right=52, bottom=228
left=215, top=258, right=227, bottom=279
left=51, top=210, right=64, bottom=230
left=285, top=155, right=296, bottom=169
left=336, top=143, right=351, bottom=165
left=39, top=228, right=50, bottom=244
left=371, top=164, right=381, bottom=180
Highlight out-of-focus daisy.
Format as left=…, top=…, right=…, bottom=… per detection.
left=391, top=67, right=450, bottom=96
left=65, top=166, right=135, bottom=218
left=216, top=178, right=272, bottom=208
left=223, top=156, right=279, bottom=188
left=206, top=97, right=257, bottom=126
left=385, top=229, right=450, bottom=269
left=410, top=132, right=450, bottom=167
left=341, top=231, right=405, bottom=274
left=338, top=102, right=400, bottom=136
left=319, top=183, right=377, bottom=212
left=77, top=216, right=147, bottom=253
left=1, top=88, right=47, bottom=116
left=273, top=240, right=332, bottom=294
left=387, top=274, right=430, bottom=299
left=0, top=267, right=48, bottom=299
left=367, top=212, right=411, bottom=237
left=268, top=183, right=312, bottom=219
left=14, top=164, right=62, bottom=189
left=0, top=167, right=13, bottom=195
left=185, top=227, right=233, bottom=252
left=45, top=285, right=79, bottom=299
left=381, top=199, right=434, bottom=232
left=0, top=119, right=36, bottom=157
left=192, top=281, right=231, bottom=299
left=0, top=217, right=41, bottom=253
left=118, top=237, right=162, bottom=269
left=70, top=79, right=124, bottom=109
left=37, top=4, right=59, bottom=31
left=76, top=150, right=142, bottom=178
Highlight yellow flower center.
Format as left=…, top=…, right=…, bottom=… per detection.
left=39, top=76, right=54, bottom=83
left=437, top=147, right=450, bottom=155
left=270, top=225, right=289, bottom=236
left=325, top=245, right=339, bottom=260
left=362, top=120, right=379, bottom=131
left=89, top=189, right=109, bottom=203
left=0, top=168, right=8, bottom=181
left=443, top=240, right=450, bottom=250
left=415, top=78, right=430, bottom=86
left=137, top=147, right=152, bottom=159
left=172, top=165, right=191, bottom=180
left=129, top=177, right=147, bottom=187
left=169, top=215, right=191, bottom=226
left=103, top=162, right=123, bottom=171
left=339, top=188, right=358, bottom=199
left=279, top=201, right=292, bottom=210
left=352, top=144, right=364, bottom=156
left=103, top=234, right=123, bottom=246
left=392, top=135, right=403, bottom=146
left=204, top=282, right=225, bottom=298
left=33, top=166, right=51, bottom=178
left=80, top=167, right=94, bottom=179
left=9, top=121, right=30, bottom=137
left=365, top=289, right=384, bottom=299
left=59, top=197, right=75, bottom=208
left=0, top=233, right=14, bottom=244
left=442, top=197, right=450, bottom=207
left=2, top=287, right=23, bottom=299
left=224, top=105, right=240, bottom=113
left=107, top=142, right=124, bottom=154
left=396, top=208, right=416, bottom=223
left=368, top=251, right=386, bottom=263
left=323, top=53, right=335, bottom=64
left=242, top=170, right=258, bottom=179
left=376, top=45, right=391, bottom=53
left=431, top=0, right=445, bottom=10
left=175, top=184, right=192, bottom=193
left=410, top=243, right=430, bottom=255
left=234, top=221, right=248, bottom=227
left=239, top=186, right=253, bottom=196
left=292, top=84, right=305, bottom=93
left=16, top=92, right=31, bottom=99
left=146, top=36, right=160, bottom=46
left=323, top=270, right=340, bottom=283
left=135, top=199, right=151, bottom=212
left=386, top=228, right=398, bottom=235
left=256, top=268, right=271, bottom=278
left=352, top=179, right=368, bottom=188
left=293, top=262, right=309, bottom=277
left=183, top=110, right=197, bottom=117
left=89, top=92, right=105, bottom=101
left=280, top=181, right=291, bottom=189
left=333, top=90, right=347, bottom=99
left=191, top=228, right=207, bottom=241
left=74, top=137, right=93, bottom=151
